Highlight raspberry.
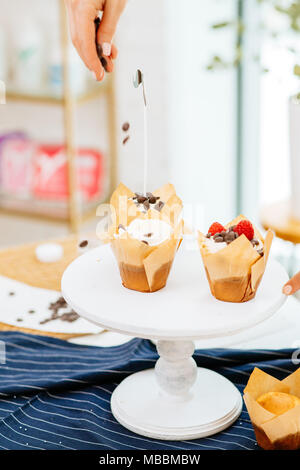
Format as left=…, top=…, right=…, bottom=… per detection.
left=233, top=220, right=254, bottom=241
left=208, top=222, right=225, bottom=236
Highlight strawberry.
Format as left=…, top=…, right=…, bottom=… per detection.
left=208, top=222, right=225, bottom=236
left=233, top=220, right=254, bottom=241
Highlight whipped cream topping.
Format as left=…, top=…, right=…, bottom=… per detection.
left=126, top=218, right=172, bottom=246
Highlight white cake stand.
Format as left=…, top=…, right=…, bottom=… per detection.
left=61, top=244, right=288, bottom=440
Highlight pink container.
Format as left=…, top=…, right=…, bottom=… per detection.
left=33, top=145, right=104, bottom=201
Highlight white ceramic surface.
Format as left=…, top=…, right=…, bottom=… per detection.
left=289, top=96, right=300, bottom=220
left=61, top=244, right=288, bottom=341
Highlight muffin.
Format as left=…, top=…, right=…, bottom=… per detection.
left=198, top=215, right=273, bottom=302
left=106, top=183, right=183, bottom=293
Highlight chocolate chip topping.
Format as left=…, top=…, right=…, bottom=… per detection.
left=79, top=240, right=88, bottom=248
left=131, top=192, right=163, bottom=212
left=122, top=122, right=130, bottom=132
left=206, top=224, right=261, bottom=250
left=142, top=240, right=149, bottom=245
left=123, top=136, right=130, bottom=145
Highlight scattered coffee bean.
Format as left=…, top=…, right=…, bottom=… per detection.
left=122, top=122, right=130, bottom=132
left=155, top=201, right=165, bottom=212
left=28, top=310, right=35, bottom=314
left=123, top=136, right=130, bottom=145
left=16, top=318, right=23, bottom=322
left=144, top=233, right=153, bottom=238
left=79, top=240, right=88, bottom=248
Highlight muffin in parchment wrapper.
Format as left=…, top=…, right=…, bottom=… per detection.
left=101, top=183, right=183, bottom=293
left=244, top=368, right=300, bottom=450
left=198, top=215, right=274, bottom=303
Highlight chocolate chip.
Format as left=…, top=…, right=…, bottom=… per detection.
left=123, top=136, right=130, bottom=145
left=258, top=249, right=264, bottom=257
left=122, top=122, right=130, bottom=132
left=137, top=196, right=147, bottom=204
left=206, top=233, right=212, bottom=238
left=16, top=318, right=23, bottom=322
left=9, top=292, right=15, bottom=296
left=28, top=310, right=35, bottom=314
left=144, top=233, right=153, bottom=238
left=79, top=240, right=88, bottom=248
left=142, top=240, right=149, bottom=245
left=155, top=201, right=165, bottom=212
left=118, top=224, right=126, bottom=231
left=143, top=200, right=150, bottom=211
left=149, top=197, right=157, bottom=204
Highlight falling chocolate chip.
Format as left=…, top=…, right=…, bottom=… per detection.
left=215, top=236, right=224, bottom=243
left=122, top=122, right=130, bottom=132
left=28, top=310, right=35, bottom=314
left=144, top=233, right=153, bottom=238
left=16, top=318, right=23, bottom=322
left=79, top=240, right=88, bottom=248
left=9, top=292, right=15, bottom=296
left=123, top=136, right=130, bottom=145
left=142, top=240, right=149, bottom=245
left=258, top=249, right=264, bottom=257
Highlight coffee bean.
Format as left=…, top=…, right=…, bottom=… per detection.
left=215, top=236, right=224, bottom=243
left=122, top=122, right=130, bottom=132
left=123, top=136, right=130, bottom=145
left=79, top=240, right=88, bottom=248
left=16, top=318, right=23, bottom=322
left=252, top=239, right=259, bottom=246
left=28, top=310, right=35, bottom=314
left=155, top=201, right=164, bottom=212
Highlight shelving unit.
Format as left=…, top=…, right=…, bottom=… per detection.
left=0, top=0, right=118, bottom=233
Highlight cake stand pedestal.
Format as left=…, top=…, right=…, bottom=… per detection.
left=61, top=244, right=288, bottom=440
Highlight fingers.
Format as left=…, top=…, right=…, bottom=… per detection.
left=283, top=271, right=300, bottom=295
left=96, top=0, right=127, bottom=54
left=73, top=2, right=104, bottom=80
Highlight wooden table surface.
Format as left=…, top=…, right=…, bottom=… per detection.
left=0, top=235, right=81, bottom=339
left=261, top=201, right=300, bottom=245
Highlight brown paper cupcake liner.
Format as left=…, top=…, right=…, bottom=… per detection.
left=244, top=368, right=300, bottom=450
left=198, top=215, right=273, bottom=303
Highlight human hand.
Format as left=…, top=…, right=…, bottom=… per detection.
left=283, top=271, right=300, bottom=295
left=65, top=0, right=127, bottom=81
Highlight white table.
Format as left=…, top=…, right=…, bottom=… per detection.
left=62, top=244, right=288, bottom=440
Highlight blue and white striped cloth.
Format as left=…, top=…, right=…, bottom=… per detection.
left=0, top=332, right=297, bottom=450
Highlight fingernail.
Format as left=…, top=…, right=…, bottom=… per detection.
left=283, top=285, right=292, bottom=295
left=91, top=71, right=97, bottom=81
left=102, top=42, right=111, bottom=56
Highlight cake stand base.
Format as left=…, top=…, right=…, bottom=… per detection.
left=111, top=367, right=242, bottom=440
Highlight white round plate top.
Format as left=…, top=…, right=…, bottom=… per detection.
left=61, top=244, right=288, bottom=340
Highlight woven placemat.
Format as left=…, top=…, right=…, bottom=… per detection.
left=0, top=235, right=87, bottom=339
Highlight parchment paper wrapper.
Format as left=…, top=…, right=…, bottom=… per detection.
left=107, top=183, right=183, bottom=292
left=244, top=367, right=300, bottom=450
left=198, top=215, right=273, bottom=303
